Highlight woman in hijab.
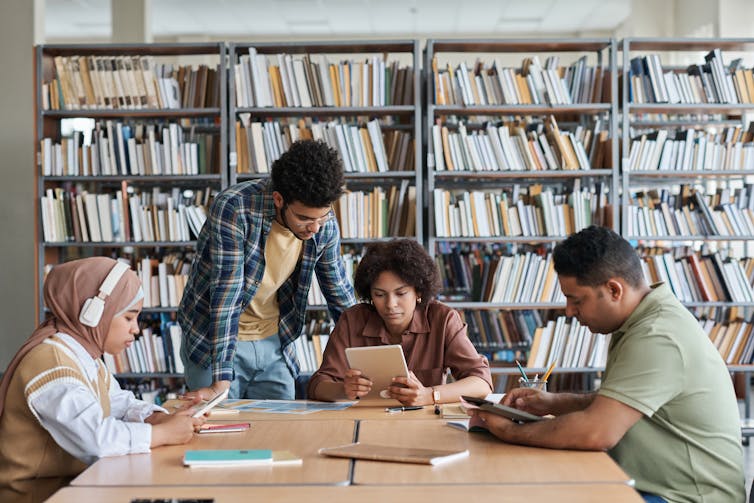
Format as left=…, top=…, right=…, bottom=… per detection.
left=0, top=257, right=203, bottom=501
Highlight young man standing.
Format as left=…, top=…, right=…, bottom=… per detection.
left=178, top=140, right=357, bottom=401
left=471, top=226, right=744, bottom=503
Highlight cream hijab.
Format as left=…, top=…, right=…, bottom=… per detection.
left=0, top=257, right=142, bottom=417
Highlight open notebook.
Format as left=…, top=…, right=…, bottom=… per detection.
left=318, top=442, right=468, bottom=466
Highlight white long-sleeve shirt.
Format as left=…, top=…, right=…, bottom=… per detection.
left=26, top=333, right=167, bottom=465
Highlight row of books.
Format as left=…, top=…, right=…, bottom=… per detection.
left=431, top=116, right=610, bottom=172
left=236, top=49, right=414, bottom=108
left=433, top=183, right=610, bottom=238
left=640, top=251, right=754, bottom=304
left=136, top=256, right=190, bottom=308
left=45, top=55, right=220, bottom=110
left=293, top=331, right=332, bottom=374
left=335, top=182, right=416, bottom=239
left=307, top=250, right=362, bottom=306
left=432, top=55, right=609, bottom=106
left=632, top=185, right=754, bottom=213
left=460, top=309, right=542, bottom=349
left=625, top=125, right=754, bottom=172
left=75, top=253, right=193, bottom=309
left=629, top=50, right=754, bottom=104
left=527, top=316, right=610, bottom=369
left=484, top=252, right=563, bottom=304
left=40, top=186, right=210, bottom=243
left=40, top=121, right=220, bottom=177
left=703, top=317, right=754, bottom=365
left=435, top=246, right=565, bottom=304
left=235, top=117, right=413, bottom=174
left=435, top=240, right=754, bottom=305
left=625, top=189, right=754, bottom=238
left=103, top=323, right=184, bottom=375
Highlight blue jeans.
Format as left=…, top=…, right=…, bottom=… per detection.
left=638, top=491, right=667, bottom=503
left=182, top=335, right=295, bottom=400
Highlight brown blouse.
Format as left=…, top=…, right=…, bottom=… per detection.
left=307, top=301, right=492, bottom=397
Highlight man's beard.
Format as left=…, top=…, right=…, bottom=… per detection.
left=279, top=208, right=310, bottom=241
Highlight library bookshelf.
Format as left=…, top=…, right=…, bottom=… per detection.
left=226, top=40, right=423, bottom=375
left=621, top=38, right=754, bottom=433
left=227, top=40, right=422, bottom=244
left=424, top=38, right=619, bottom=388
left=34, top=42, right=228, bottom=389
left=30, top=38, right=754, bottom=415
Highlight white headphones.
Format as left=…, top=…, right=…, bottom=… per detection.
left=78, top=261, right=131, bottom=327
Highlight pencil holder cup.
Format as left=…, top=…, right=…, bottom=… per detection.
left=518, top=378, right=547, bottom=392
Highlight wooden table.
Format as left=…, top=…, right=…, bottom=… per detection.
left=353, top=419, right=632, bottom=485
left=72, top=419, right=355, bottom=486
left=47, top=483, right=643, bottom=502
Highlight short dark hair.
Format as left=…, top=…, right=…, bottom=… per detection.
left=271, top=140, right=345, bottom=207
left=553, top=225, right=644, bottom=287
left=354, top=239, right=441, bottom=304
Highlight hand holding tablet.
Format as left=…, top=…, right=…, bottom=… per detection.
left=345, top=345, right=409, bottom=400
left=190, top=388, right=230, bottom=418
left=460, top=395, right=544, bottom=423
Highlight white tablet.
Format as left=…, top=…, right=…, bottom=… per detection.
left=345, top=345, right=409, bottom=399
left=191, top=388, right=230, bottom=418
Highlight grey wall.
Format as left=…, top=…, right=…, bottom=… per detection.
left=0, top=1, right=39, bottom=370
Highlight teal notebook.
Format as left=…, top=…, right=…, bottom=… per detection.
left=183, top=449, right=273, bottom=467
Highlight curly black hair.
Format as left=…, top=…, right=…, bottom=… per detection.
left=270, top=140, right=345, bottom=207
left=353, top=239, right=441, bottom=304
left=553, top=225, right=644, bottom=287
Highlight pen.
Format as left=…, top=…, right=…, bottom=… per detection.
left=515, top=360, right=529, bottom=383
left=385, top=406, right=423, bottom=413
left=200, top=422, right=250, bottom=430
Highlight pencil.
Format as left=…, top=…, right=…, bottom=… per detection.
left=515, top=360, right=529, bottom=382
left=540, top=362, right=556, bottom=389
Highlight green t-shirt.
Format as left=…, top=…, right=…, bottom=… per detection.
left=599, top=283, right=744, bottom=503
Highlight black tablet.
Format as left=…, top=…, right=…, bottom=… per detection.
left=461, top=396, right=543, bottom=423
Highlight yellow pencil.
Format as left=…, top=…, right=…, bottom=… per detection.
left=540, top=362, right=556, bottom=389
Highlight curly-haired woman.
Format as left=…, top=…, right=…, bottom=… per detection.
left=308, top=239, right=492, bottom=405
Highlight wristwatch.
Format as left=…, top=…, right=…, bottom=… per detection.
left=432, top=386, right=441, bottom=405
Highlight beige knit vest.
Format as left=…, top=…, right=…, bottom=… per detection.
left=0, top=335, right=111, bottom=487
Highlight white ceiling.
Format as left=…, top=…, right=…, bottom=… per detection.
left=44, top=0, right=632, bottom=40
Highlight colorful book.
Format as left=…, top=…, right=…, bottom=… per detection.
left=183, top=449, right=272, bottom=467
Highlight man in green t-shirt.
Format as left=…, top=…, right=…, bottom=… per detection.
left=471, top=226, right=744, bottom=503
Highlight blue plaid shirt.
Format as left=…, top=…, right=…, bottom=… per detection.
left=177, top=180, right=357, bottom=382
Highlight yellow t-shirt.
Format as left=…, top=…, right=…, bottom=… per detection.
left=238, top=220, right=302, bottom=341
